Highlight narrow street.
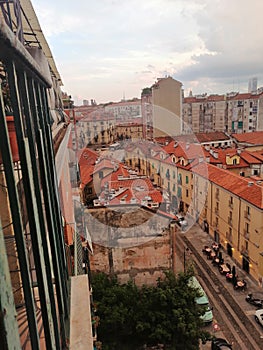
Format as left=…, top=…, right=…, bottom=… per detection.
left=175, top=223, right=263, bottom=350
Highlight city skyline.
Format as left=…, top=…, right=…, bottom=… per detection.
left=32, top=0, right=263, bottom=105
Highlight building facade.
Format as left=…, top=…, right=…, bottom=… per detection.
left=182, top=92, right=263, bottom=134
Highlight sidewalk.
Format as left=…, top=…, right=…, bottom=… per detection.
left=180, top=223, right=263, bottom=349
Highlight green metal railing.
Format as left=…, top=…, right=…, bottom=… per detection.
left=0, top=16, right=70, bottom=350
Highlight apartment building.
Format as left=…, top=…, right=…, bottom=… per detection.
left=76, top=109, right=115, bottom=148
left=152, top=76, right=182, bottom=138
left=141, top=87, right=153, bottom=140
left=0, top=2, right=94, bottom=349
left=115, top=119, right=143, bottom=141
left=104, top=99, right=141, bottom=121
left=193, top=163, right=263, bottom=284
left=141, top=77, right=183, bottom=140
left=182, top=91, right=263, bottom=134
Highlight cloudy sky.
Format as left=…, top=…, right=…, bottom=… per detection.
left=32, top=0, right=263, bottom=105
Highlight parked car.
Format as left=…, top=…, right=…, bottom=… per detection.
left=188, top=276, right=213, bottom=324
left=255, top=309, right=263, bottom=327
left=211, top=337, right=232, bottom=349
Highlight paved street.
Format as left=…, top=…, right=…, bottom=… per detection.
left=175, top=223, right=263, bottom=349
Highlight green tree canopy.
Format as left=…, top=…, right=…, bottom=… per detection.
left=91, top=270, right=211, bottom=350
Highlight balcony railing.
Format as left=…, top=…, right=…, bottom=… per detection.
left=228, top=200, right=233, bottom=209
left=213, top=221, right=218, bottom=229
left=244, top=230, right=250, bottom=240
left=0, top=13, right=71, bottom=350
left=244, top=211, right=251, bottom=220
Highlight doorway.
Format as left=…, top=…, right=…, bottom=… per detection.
left=227, top=243, right=232, bottom=257
left=242, top=256, right=250, bottom=273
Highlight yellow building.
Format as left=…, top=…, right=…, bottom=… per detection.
left=115, top=121, right=143, bottom=141
left=193, top=163, right=263, bottom=284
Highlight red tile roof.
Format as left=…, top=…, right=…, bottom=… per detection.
left=101, top=164, right=130, bottom=187
left=232, top=131, right=263, bottom=145
left=195, top=132, right=230, bottom=143
left=93, top=158, right=116, bottom=173
left=248, top=150, right=263, bottom=162
left=108, top=187, right=163, bottom=205
left=163, top=140, right=205, bottom=160
left=78, top=148, right=98, bottom=166
left=192, top=163, right=263, bottom=209
left=184, top=94, right=225, bottom=103
left=79, top=166, right=94, bottom=186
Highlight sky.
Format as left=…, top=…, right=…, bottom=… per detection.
left=31, top=0, right=263, bottom=105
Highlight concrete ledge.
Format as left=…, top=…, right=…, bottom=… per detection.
left=70, top=275, right=93, bottom=350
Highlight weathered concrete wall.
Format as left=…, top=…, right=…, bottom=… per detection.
left=90, top=233, right=172, bottom=286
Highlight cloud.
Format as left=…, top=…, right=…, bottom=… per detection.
left=177, top=0, right=263, bottom=92
left=31, top=0, right=263, bottom=102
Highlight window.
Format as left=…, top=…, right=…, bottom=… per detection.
left=233, top=158, right=237, bottom=165
left=178, top=173, right=182, bottom=184
left=229, top=228, right=232, bottom=242
left=245, top=222, right=249, bottom=233
left=186, top=189, right=189, bottom=197
left=186, top=175, right=189, bottom=184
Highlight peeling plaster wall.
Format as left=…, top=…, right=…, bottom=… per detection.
left=90, top=229, right=173, bottom=286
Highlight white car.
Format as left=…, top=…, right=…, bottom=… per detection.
left=176, top=214, right=188, bottom=228
left=255, top=309, right=263, bottom=326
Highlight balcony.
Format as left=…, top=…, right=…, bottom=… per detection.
left=228, top=200, right=233, bottom=209
left=244, top=211, right=251, bottom=220
left=213, top=221, right=219, bottom=229
left=244, top=230, right=250, bottom=240
left=0, top=5, right=93, bottom=350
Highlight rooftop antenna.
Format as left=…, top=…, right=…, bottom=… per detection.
left=122, top=91, right=125, bottom=101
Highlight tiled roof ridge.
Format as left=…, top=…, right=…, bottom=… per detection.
left=192, top=163, right=263, bottom=208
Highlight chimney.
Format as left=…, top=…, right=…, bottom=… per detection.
left=206, top=156, right=210, bottom=163
left=213, top=151, right=218, bottom=159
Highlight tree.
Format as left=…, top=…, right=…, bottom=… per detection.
left=91, top=270, right=211, bottom=349
left=141, top=87, right=152, bottom=96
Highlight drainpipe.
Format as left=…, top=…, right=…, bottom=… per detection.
left=237, top=196, right=241, bottom=252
